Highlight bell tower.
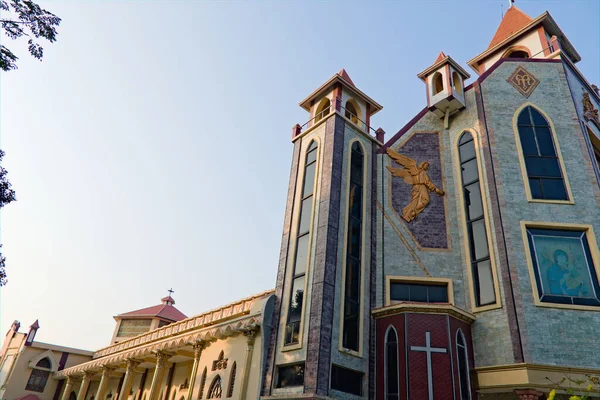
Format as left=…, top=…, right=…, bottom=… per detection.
left=417, top=52, right=470, bottom=127
left=262, top=70, right=382, bottom=398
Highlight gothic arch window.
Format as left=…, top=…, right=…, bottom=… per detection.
left=456, top=330, right=472, bottom=400
left=458, top=132, right=497, bottom=307
left=25, top=357, right=52, bottom=392
left=516, top=106, right=568, bottom=200
left=452, top=71, right=462, bottom=94
left=503, top=46, right=530, bottom=59
left=284, top=140, right=319, bottom=346
left=226, top=362, right=236, bottom=397
left=344, top=100, right=360, bottom=124
left=342, top=141, right=364, bottom=352
left=314, top=98, right=331, bottom=123
left=384, top=326, right=399, bottom=400
left=171, top=390, right=177, bottom=400
left=207, top=376, right=222, bottom=399
left=198, top=367, right=207, bottom=399
left=69, top=392, right=77, bottom=400
left=432, top=72, right=444, bottom=95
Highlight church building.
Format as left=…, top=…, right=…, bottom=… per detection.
left=1, top=5, right=600, bottom=400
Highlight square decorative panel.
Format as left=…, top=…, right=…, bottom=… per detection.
left=507, top=66, right=540, bottom=98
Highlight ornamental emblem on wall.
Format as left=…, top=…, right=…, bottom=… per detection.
left=583, top=92, right=600, bottom=125
left=386, top=148, right=445, bottom=223
left=507, top=66, right=540, bottom=98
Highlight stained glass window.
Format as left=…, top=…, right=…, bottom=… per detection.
left=207, top=376, right=222, bottom=399
left=25, top=368, right=50, bottom=392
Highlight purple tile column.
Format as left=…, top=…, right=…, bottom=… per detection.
left=261, top=140, right=302, bottom=396
left=304, top=115, right=345, bottom=396
left=474, top=81, right=524, bottom=363
left=368, top=142, right=378, bottom=399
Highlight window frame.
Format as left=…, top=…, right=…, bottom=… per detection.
left=338, top=139, right=367, bottom=357
left=282, top=138, right=320, bottom=350
left=512, top=103, right=574, bottom=204
left=385, top=276, right=454, bottom=306
left=384, top=326, right=400, bottom=400
left=521, top=221, right=600, bottom=311
left=274, top=363, right=305, bottom=389
left=456, top=329, right=472, bottom=400
left=454, top=129, right=502, bottom=313
left=25, top=367, right=50, bottom=393
left=330, top=365, right=364, bottom=396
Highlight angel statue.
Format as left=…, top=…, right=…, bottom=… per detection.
left=386, top=148, right=445, bottom=223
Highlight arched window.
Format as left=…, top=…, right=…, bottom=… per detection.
left=458, top=132, right=496, bottom=307
left=25, top=357, right=52, bottom=392
left=198, top=367, right=207, bottom=399
left=504, top=48, right=529, bottom=58
left=69, top=391, right=77, bottom=400
left=226, top=362, right=236, bottom=397
left=452, top=72, right=462, bottom=95
left=385, top=327, right=399, bottom=400
left=344, top=100, right=360, bottom=124
left=517, top=106, right=568, bottom=200
left=456, top=330, right=472, bottom=400
left=314, top=98, right=331, bottom=123
left=207, top=376, right=222, bottom=399
left=36, top=358, right=51, bottom=369
left=432, top=72, right=444, bottom=95
left=342, top=142, right=364, bottom=352
left=171, top=390, right=177, bottom=400
left=284, top=140, right=319, bottom=346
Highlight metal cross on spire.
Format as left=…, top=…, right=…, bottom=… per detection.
left=167, top=288, right=174, bottom=296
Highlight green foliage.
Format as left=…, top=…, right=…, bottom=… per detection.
left=547, top=374, right=600, bottom=400
left=0, top=150, right=16, bottom=286
left=0, top=0, right=61, bottom=71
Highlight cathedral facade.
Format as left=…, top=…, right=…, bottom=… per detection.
left=1, top=5, right=600, bottom=400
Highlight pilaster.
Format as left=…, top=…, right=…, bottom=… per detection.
left=240, top=330, right=257, bottom=400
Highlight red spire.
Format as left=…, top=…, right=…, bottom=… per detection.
left=337, top=69, right=355, bottom=87
left=30, top=320, right=39, bottom=329
left=434, top=52, right=447, bottom=64
left=488, top=6, right=533, bottom=49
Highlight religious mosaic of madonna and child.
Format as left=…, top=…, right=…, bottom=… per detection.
left=387, top=132, right=448, bottom=250
left=526, top=228, right=600, bottom=307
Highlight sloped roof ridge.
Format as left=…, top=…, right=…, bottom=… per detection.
left=488, top=6, right=533, bottom=49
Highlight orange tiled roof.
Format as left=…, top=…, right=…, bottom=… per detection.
left=488, top=6, right=533, bottom=49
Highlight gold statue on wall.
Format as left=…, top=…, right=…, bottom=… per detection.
left=386, top=148, right=445, bottom=223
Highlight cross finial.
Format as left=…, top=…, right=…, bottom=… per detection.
left=167, top=288, right=174, bottom=296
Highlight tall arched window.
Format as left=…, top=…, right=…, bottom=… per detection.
left=284, top=140, right=318, bottom=346
left=456, top=330, right=471, bottom=400
left=226, top=362, right=236, bottom=397
left=25, top=357, right=52, bottom=392
left=197, top=367, right=207, bottom=399
left=517, top=106, right=568, bottom=200
left=432, top=72, right=444, bottom=95
left=385, top=327, right=399, bottom=400
left=68, top=391, right=77, bottom=400
left=314, top=98, right=331, bottom=123
left=342, top=142, right=364, bottom=352
left=207, top=376, right=222, bottom=399
left=458, top=132, right=496, bottom=307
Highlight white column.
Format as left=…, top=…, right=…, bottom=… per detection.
left=119, top=359, right=141, bottom=400
left=77, top=372, right=93, bottom=400
left=240, top=330, right=257, bottom=400
left=186, top=343, right=204, bottom=400
left=94, top=366, right=115, bottom=400
left=61, top=376, right=76, bottom=400
left=148, top=351, right=170, bottom=400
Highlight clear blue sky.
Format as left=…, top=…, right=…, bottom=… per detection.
left=1, top=1, right=598, bottom=351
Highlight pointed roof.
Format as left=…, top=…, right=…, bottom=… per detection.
left=488, top=6, right=533, bottom=49
left=434, top=51, right=447, bottom=64
left=337, top=69, right=355, bottom=86
left=116, top=297, right=187, bottom=322
left=30, top=320, right=40, bottom=329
